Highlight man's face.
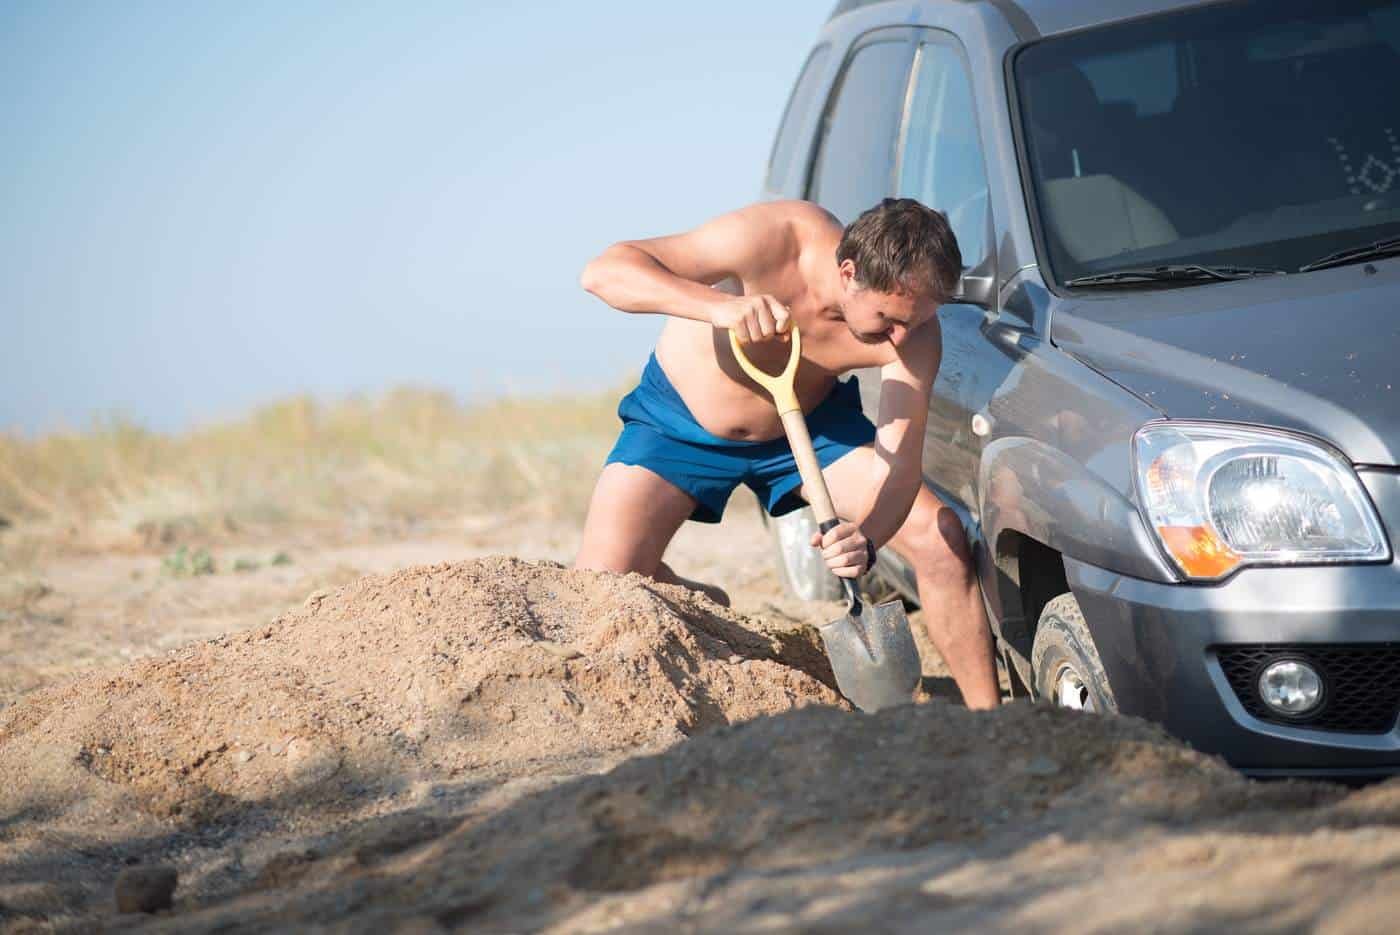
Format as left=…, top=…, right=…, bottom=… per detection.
left=837, top=260, right=940, bottom=347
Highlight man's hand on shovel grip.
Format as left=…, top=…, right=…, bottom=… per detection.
left=809, top=521, right=870, bottom=579
left=712, top=294, right=792, bottom=344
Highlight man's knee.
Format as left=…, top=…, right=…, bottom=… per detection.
left=892, top=497, right=974, bottom=580
left=575, top=529, right=663, bottom=575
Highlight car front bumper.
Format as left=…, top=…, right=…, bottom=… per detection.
left=1068, top=546, right=1400, bottom=777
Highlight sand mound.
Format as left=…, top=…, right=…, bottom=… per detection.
left=0, top=557, right=841, bottom=824
left=139, top=701, right=1346, bottom=933
left=9, top=554, right=1395, bottom=933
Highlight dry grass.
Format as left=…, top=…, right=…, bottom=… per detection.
left=0, top=385, right=622, bottom=563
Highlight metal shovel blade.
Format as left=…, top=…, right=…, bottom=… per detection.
left=817, top=597, right=921, bottom=712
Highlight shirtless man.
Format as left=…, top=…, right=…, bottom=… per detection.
left=576, top=198, right=999, bottom=709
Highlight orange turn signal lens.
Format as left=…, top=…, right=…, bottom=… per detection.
left=1156, top=525, right=1242, bottom=579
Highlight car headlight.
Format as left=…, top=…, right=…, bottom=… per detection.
left=1132, top=423, right=1389, bottom=580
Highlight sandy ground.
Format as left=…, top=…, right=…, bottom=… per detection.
left=3, top=500, right=1400, bottom=933
left=0, top=503, right=793, bottom=700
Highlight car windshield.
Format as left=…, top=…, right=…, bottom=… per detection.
left=1014, top=0, right=1400, bottom=286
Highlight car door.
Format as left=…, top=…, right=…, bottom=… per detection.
left=892, top=30, right=1010, bottom=521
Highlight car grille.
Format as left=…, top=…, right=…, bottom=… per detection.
left=1216, top=644, right=1400, bottom=734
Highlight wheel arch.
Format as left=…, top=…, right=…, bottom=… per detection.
left=976, top=436, right=1174, bottom=587
left=987, top=527, right=1068, bottom=694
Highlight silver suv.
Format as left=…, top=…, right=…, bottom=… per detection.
left=766, top=0, right=1400, bottom=779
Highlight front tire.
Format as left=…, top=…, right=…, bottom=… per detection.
left=1031, top=593, right=1117, bottom=714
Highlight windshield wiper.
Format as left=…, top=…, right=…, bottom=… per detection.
left=1064, top=264, right=1287, bottom=288
left=1299, top=236, right=1400, bottom=273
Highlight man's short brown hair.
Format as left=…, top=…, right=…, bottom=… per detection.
left=835, top=198, right=963, bottom=300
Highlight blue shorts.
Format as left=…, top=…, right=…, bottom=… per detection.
left=605, top=353, right=877, bottom=523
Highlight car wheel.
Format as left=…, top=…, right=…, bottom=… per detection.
left=1030, top=593, right=1117, bottom=714
left=765, top=505, right=843, bottom=601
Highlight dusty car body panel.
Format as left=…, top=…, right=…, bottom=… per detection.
left=1362, top=470, right=1400, bottom=533
left=1053, top=266, right=1400, bottom=465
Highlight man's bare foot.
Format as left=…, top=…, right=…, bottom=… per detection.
left=655, top=561, right=731, bottom=607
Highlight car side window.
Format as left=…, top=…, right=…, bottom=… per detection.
left=766, top=45, right=832, bottom=193
left=807, top=37, right=915, bottom=223
left=896, top=38, right=991, bottom=264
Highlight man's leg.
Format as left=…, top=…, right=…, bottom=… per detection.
left=576, top=462, right=696, bottom=574
left=575, top=462, right=729, bottom=604
left=814, top=447, right=1001, bottom=709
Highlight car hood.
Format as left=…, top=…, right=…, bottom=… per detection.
left=1050, top=263, right=1400, bottom=465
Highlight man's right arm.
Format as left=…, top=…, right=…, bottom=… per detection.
left=579, top=204, right=794, bottom=343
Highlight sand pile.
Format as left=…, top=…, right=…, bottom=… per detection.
left=0, top=557, right=841, bottom=825
left=122, top=701, right=1350, bottom=933
left=9, top=555, right=1400, bottom=933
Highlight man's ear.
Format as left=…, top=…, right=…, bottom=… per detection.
left=838, top=258, right=858, bottom=289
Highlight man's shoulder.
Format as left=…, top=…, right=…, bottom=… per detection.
left=716, top=201, right=839, bottom=275
left=774, top=199, right=841, bottom=228
left=734, top=200, right=840, bottom=234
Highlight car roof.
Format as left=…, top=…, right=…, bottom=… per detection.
left=827, top=0, right=1221, bottom=38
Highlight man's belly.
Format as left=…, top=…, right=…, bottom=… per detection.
left=654, top=319, right=837, bottom=442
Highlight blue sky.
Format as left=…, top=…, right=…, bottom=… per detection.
left=1, top=1, right=829, bottom=433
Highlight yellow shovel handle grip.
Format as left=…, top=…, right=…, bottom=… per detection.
left=727, top=325, right=803, bottom=415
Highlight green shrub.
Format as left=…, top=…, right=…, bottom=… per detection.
left=162, top=546, right=216, bottom=578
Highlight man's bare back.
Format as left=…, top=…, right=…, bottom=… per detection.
left=589, top=201, right=940, bottom=444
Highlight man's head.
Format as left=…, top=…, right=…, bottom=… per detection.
left=834, top=198, right=962, bottom=346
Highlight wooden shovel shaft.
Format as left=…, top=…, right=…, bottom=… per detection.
left=779, top=409, right=838, bottom=526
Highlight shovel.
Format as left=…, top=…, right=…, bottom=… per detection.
left=728, top=326, right=921, bottom=712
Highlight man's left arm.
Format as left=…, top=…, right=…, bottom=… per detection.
left=858, top=319, right=942, bottom=548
